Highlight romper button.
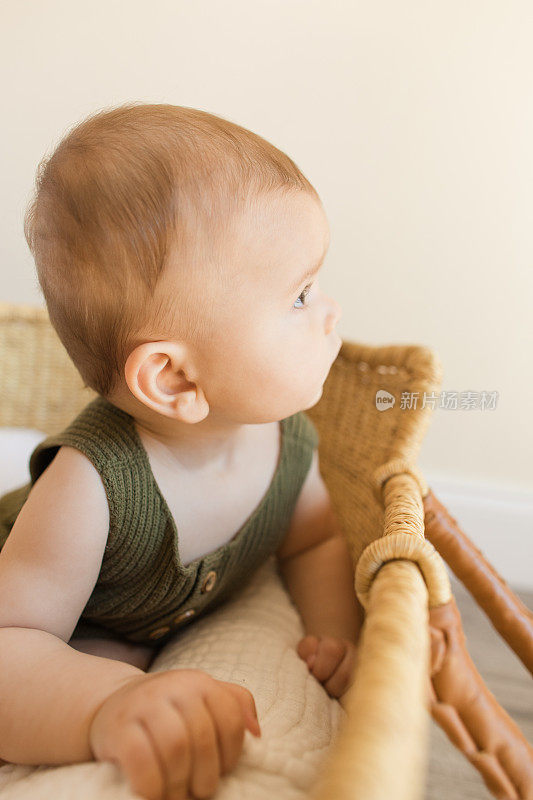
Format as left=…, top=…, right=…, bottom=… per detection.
left=173, top=608, right=196, bottom=624
left=201, top=571, right=217, bottom=593
left=148, top=625, right=170, bottom=639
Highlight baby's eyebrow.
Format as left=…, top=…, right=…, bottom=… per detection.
left=287, top=245, right=328, bottom=296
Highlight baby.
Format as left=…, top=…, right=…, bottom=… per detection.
left=0, top=103, right=363, bottom=800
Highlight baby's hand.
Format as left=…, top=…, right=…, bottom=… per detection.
left=89, top=668, right=261, bottom=800
left=297, top=635, right=358, bottom=700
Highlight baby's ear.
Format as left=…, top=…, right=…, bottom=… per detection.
left=123, top=339, right=210, bottom=422
left=173, top=384, right=210, bottom=424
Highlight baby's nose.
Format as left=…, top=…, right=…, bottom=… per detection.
left=325, top=296, right=342, bottom=334
left=331, top=297, right=342, bottom=327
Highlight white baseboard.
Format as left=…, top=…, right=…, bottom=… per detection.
left=424, top=473, right=533, bottom=593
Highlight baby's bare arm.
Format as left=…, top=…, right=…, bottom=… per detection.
left=279, top=530, right=363, bottom=641
left=69, top=635, right=156, bottom=671
left=0, top=626, right=143, bottom=765
left=0, top=445, right=146, bottom=764
left=276, top=450, right=363, bottom=643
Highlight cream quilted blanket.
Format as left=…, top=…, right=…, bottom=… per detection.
left=0, top=556, right=347, bottom=799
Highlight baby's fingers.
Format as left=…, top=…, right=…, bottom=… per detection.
left=217, top=681, right=261, bottom=738
left=135, top=701, right=190, bottom=800
left=309, top=637, right=347, bottom=683
left=203, top=683, right=250, bottom=775
left=297, top=635, right=320, bottom=663
left=172, top=693, right=220, bottom=799
left=323, top=645, right=358, bottom=699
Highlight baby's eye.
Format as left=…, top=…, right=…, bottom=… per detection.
left=294, top=283, right=313, bottom=310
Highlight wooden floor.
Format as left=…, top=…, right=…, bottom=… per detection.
left=425, top=576, right=533, bottom=799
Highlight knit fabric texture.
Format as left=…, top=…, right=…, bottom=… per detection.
left=0, top=396, right=319, bottom=646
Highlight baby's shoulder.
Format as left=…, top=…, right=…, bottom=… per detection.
left=0, top=443, right=111, bottom=642
left=37, top=444, right=111, bottom=528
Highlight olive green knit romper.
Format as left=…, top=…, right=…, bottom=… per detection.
left=0, top=396, right=319, bottom=647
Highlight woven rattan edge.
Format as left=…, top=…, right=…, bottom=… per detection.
left=0, top=300, right=49, bottom=323
left=336, top=340, right=443, bottom=387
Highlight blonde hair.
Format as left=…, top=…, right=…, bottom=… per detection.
left=24, top=102, right=319, bottom=398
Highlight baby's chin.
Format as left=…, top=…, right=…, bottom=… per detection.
left=306, top=382, right=324, bottom=408
left=309, top=361, right=335, bottom=404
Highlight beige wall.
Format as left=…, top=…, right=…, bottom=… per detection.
left=1, top=1, right=531, bottom=493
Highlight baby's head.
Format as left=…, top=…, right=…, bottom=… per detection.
left=25, top=103, right=342, bottom=428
